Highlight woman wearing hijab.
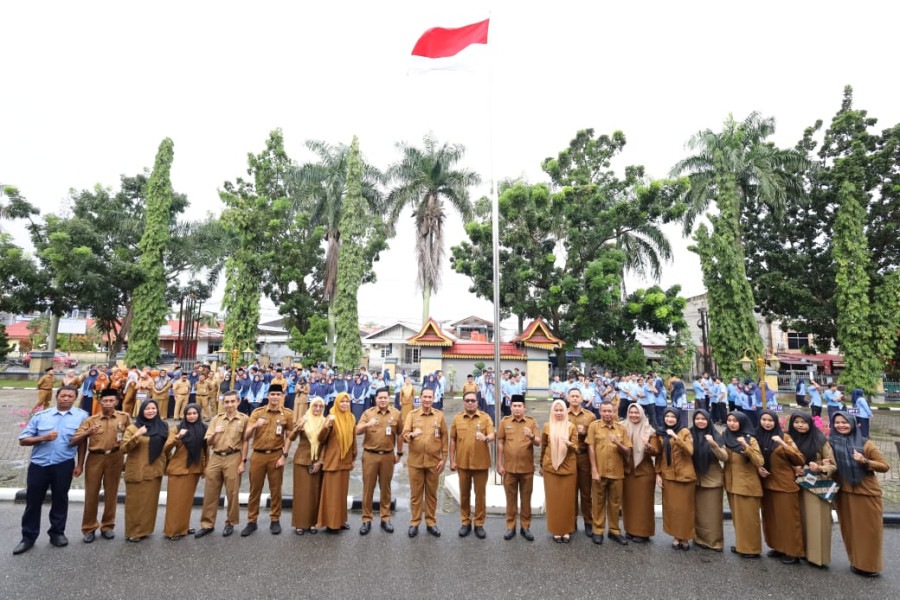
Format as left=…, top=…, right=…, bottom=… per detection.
left=163, top=404, right=207, bottom=539
left=540, top=399, right=579, bottom=543
left=247, top=374, right=265, bottom=411
left=289, top=397, right=326, bottom=535
left=317, top=392, right=357, bottom=531
left=349, top=375, right=367, bottom=421
left=830, top=411, right=889, bottom=577
left=294, top=376, right=310, bottom=418
left=722, top=411, right=764, bottom=557
left=850, top=389, right=872, bottom=438
left=621, top=404, right=660, bottom=543
left=787, top=412, right=836, bottom=568
left=690, top=409, right=728, bottom=551
left=151, top=369, right=172, bottom=420
left=399, top=378, right=416, bottom=425
left=756, top=409, right=805, bottom=563
left=668, top=375, right=687, bottom=429
left=133, top=370, right=154, bottom=418
left=655, top=407, right=696, bottom=550
left=121, top=399, right=176, bottom=542
left=80, top=368, right=99, bottom=413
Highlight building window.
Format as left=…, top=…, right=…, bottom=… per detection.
left=786, top=332, right=810, bottom=351
left=405, top=347, right=420, bottom=363
left=379, top=347, right=390, bottom=358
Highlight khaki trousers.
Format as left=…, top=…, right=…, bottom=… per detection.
left=503, top=471, right=534, bottom=529
left=174, top=394, right=190, bottom=419
left=575, top=452, right=593, bottom=527
left=458, top=468, right=488, bottom=526
left=199, top=453, right=242, bottom=528
left=361, top=451, right=395, bottom=522
left=591, top=477, right=624, bottom=535
left=247, top=451, right=283, bottom=523
left=408, top=465, right=439, bottom=526
left=81, top=452, right=124, bottom=534
left=195, top=395, right=210, bottom=419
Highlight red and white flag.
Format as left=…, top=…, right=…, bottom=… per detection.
left=409, top=18, right=490, bottom=74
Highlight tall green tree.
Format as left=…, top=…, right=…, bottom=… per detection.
left=127, top=139, right=175, bottom=366
left=388, top=134, right=480, bottom=321
left=333, top=137, right=368, bottom=371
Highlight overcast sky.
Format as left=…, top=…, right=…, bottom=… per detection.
left=2, top=1, right=898, bottom=329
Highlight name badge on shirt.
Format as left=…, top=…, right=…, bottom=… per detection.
left=385, top=426, right=392, bottom=435
left=276, top=420, right=282, bottom=436
left=116, top=432, right=123, bottom=442
left=846, top=407, right=860, bottom=415
left=136, top=392, right=148, bottom=400
left=434, top=425, right=440, bottom=438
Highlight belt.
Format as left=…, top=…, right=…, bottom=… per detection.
left=91, top=447, right=120, bottom=455
left=255, top=449, right=281, bottom=454
left=577, top=449, right=588, bottom=455
left=364, top=449, right=392, bottom=455
left=213, top=449, right=239, bottom=457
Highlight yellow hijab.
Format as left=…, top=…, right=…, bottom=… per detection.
left=332, top=392, right=356, bottom=460
left=303, top=397, right=327, bottom=461
left=549, top=399, right=571, bottom=470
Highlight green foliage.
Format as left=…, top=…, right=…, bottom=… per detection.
left=288, top=314, right=329, bottom=365
left=0, top=231, right=51, bottom=316
left=659, top=326, right=695, bottom=379
left=0, top=324, right=9, bottom=362
left=27, top=316, right=50, bottom=349
left=334, top=137, right=368, bottom=372
left=127, top=138, right=174, bottom=367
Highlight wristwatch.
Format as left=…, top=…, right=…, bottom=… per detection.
left=282, top=451, right=289, bottom=457
left=396, top=452, right=404, bottom=457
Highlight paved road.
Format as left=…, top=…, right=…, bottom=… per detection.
left=1, top=502, right=897, bottom=599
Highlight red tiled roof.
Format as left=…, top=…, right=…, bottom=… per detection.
left=443, top=342, right=525, bottom=359
left=5, top=319, right=100, bottom=339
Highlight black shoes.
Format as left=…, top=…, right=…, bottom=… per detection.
left=341, top=522, right=350, bottom=530
left=850, top=566, right=879, bottom=578
left=504, top=529, right=516, bottom=541
left=223, top=524, right=234, bottom=537
left=426, top=525, right=441, bottom=537
left=766, top=549, right=785, bottom=558
left=474, top=526, right=486, bottom=539
left=83, top=531, right=95, bottom=544
left=381, top=521, right=394, bottom=533
left=360, top=521, right=371, bottom=535
left=270, top=521, right=281, bottom=535
left=607, top=533, right=628, bottom=545
left=781, top=556, right=800, bottom=564
left=49, top=534, right=68, bottom=547
left=13, top=539, right=34, bottom=555
left=194, top=527, right=214, bottom=539
left=408, top=525, right=419, bottom=538
left=584, top=526, right=594, bottom=538
left=459, top=524, right=472, bottom=537
left=626, top=533, right=649, bottom=543
left=731, top=546, right=760, bottom=558
left=520, top=528, right=534, bottom=541
left=100, top=530, right=115, bottom=540
left=241, top=522, right=257, bottom=537
left=592, top=533, right=604, bottom=545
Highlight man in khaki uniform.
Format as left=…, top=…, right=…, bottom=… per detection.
left=34, top=368, right=56, bottom=412
left=587, top=400, right=632, bottom=545
left=172, top=374, right=191, bottom=419
left=69, top=387, right=130, bottom=542
left=449, top=389, right=494, bottom=539
left=497, top=394, right=539, bottom=541
left=242, top=384, right=293, bottom=536
left=402, top=386, right=447, bottom=538
left=194, top=373, right=213, bottom=419
left=356, top=387, right=403, bottom=534
left=568, top=387, right=596, bottom=536
left=195, top=390, right=249, bottom=538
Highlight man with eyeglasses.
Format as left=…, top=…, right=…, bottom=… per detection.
left=449, top=390, right=495, bottom=539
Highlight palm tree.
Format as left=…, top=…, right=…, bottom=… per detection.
left=670, top=112, right=809, bottom=236
left=387, top=134, right=481, bottom=321
left=290, top=140, right=384, bottom=363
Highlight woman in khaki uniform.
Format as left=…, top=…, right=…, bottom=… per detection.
left=290, top=397, right=326, bottom=534
left=830, top=411, right=889, bottom=577
left=132, top=371, right=154, bottom=418
left=121, top=399, right=176, bottom=542
left=295, top=378, right=310, bottom=418
left=151, top=370, right=172, bottom=420
left=655, top=407, right=696, bottom=550
left=540, top=400, right=579, bottom=543
left=757, top=410, right=805, bottom=563
left=163, top=404, right=207, bottom=539
left=690, top=409, right=728, bottom=551
left=316, top=393, right=357, bottom=531
left=722, top=411, right=764, bottom=558
left=621, top=404, right=659, bottom=543
left=787, top=412, right=836, bottom=567
left=399, top=379, right=415, bottom=425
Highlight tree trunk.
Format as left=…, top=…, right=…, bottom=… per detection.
left=328, top=295, right=337, bottom=365
left=422, top=280, right=432, bottom=323
left=114, top=302, right=135, bottom=360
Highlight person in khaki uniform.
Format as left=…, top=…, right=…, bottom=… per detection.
left=294, top=377, right=310, bottom=418
left=655, top=407, right=696, bottom=550
left=450, top=390, right=495, bottom=539
left=34, top=368, right=56, bottom=413
left=195, top=391, right=249, bottom=538
left=398, top=378, right=416, bottom=426
left=497, top=394, right=539, bottom=541
left=163, top=403, right=208, bottom=540
left=316, top=393, right=357, bottom=531
left=567, top=388, right=596, bottom=536
left=172, top=374, right=192, bottom=420
left=402, top=386, right=447, bottom=538
left=151, top=369, right=172, bottom=420
left=70, top=387, right=131, bottom=542
left=288, top=397, right=325, bottom=534
left=194, top=373, right=213, bottom=419
left=121, top=366, right=140, bottom=416
left=689, top=409, right=728, bottom=551
left=356, top=387, right=403, bottom=534
left=722, top=411, right=764, bottom=558
left=587, top=400, right=632, bottom=545
left=242, top=384, right=293, bottom=536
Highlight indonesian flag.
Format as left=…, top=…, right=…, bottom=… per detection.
left=409, top=18, right=490, bottom=74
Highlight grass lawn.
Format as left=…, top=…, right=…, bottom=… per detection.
left=0, top=380, right=38, bottom=388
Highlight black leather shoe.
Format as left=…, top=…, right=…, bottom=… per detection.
left=270, top=521, right=281, bottom=535
left=781, top=556, right=800, bottom=564
left=426, top=525, right=441, bottom=537
left=731, top=546, right=760, bottom=558
left=767, top=549, right=785, bottom=558
left=593, top=533, right=605, bottom=545
left=628, top=534, right=650, bottom=543
left=194, top=527, right=214, bottom=539
left=458, top=524, right=472, bottom=537
left=222, top=524, right=234, bottom=537
left=82, top=531, right=95, bottom=544
left=585, top=526, right=594, bottom=538
left=381, top=521, right=394, bottom=533
left=100, top=530, right=115, bottom=540
left=474, top=526, right=486, bottom=539
left=359, top=521, right=371, bottom=535
left=13, top=539, right=34, bottom=555
left=126, top=536, right=143, bottom=543
left=520, top=528, right=534, bottom=541
left=850, top=566, right=879, bottom=578
left=241, top=523, right=257, bottom=537
left=408, top=525, right=419, bottom=538
left=49, top=534, right=68, bottom=547
left=607, top=532, right=628, bottom=545
left=504, top=529, right=516, bottom=540
left=166, top=534, right=184, bottom=541
left=341, top=522, right=350, bottom=530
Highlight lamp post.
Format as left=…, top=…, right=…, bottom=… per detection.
left=739, top=349, right=781, bottom=410
left=217, top=346, right=256, bottom=391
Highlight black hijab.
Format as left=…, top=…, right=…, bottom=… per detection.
left=177, top=403, right=208, bottom=468
left=829, top=411, right=867, bottom=486
left=135, top=399, right=169, bottom=464
left=722, top=411, right=756, bottom=455
left=787, top=412, right=826, bottom=464
left=756, top=409, right=783, bottom=471
left=656, top=408, right=685, bottom=466
left=690, top=409, right=724, bottom=476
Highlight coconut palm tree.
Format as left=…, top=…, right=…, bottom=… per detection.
left=387, top=134, right=481, bottom=321
left=670, top=112, right=809, bottom=237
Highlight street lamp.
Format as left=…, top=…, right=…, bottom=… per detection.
left=739, top=349, right=780, bottom=409
left=216, top=346, right=256, bottom=391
